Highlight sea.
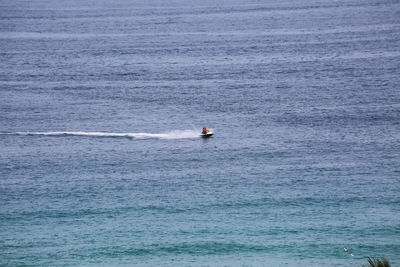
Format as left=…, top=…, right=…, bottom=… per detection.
left=0, top=0, right=399, bottom=266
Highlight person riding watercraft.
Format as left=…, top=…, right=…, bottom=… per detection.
left=201, top=127, right=213, bottom=137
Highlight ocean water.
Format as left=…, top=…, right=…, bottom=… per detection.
left=1, top=0, right=400, bottom=266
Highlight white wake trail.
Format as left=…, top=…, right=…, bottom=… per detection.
left=3, top=130, right=201, bottom=139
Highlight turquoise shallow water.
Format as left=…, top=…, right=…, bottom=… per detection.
left=1, top=0, right=400, bottom=266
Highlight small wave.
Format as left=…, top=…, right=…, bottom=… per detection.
left=1, top=130, right=201, bottom=140
left=98, top=242, right=268, bottom=257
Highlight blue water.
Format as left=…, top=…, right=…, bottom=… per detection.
left=1, top=0, right=400, bottom=266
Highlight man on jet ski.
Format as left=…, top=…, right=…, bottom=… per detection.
left=202, top=127, right=207, bottom=134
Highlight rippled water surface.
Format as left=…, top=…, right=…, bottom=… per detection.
left=1, top=0, right=400, bottom=266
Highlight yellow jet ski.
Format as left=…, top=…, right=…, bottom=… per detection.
left=201, top=128, right=213, bottom=138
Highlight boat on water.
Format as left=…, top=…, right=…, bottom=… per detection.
left=201, top=128, right=213, bottom=138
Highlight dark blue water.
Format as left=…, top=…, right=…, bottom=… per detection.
left=1, top=0, right=400, bottom=265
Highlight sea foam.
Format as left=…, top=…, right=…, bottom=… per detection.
left=3, top=130, right=201, bottom=140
